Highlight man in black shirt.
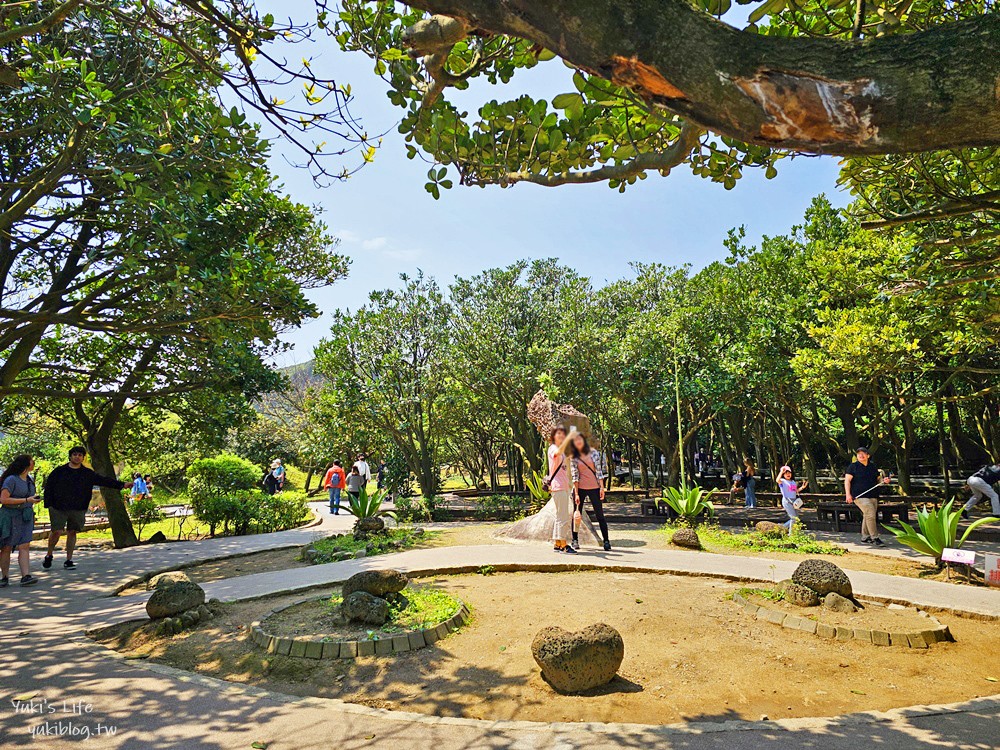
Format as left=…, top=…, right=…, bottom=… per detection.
left=42, top=446, right=129, bottom=570
left=963, top=463, right=1000, bottom=519
left=844, top=447, right=890, bottom=546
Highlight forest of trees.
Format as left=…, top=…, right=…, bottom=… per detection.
left=309, top=196, right=998, bottom=499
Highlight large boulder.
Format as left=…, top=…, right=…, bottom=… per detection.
left=527, top=390, right=591, bottom=439
left=146, top=571, right=191, bottom=591
left=823, top=592, right=858, bottom=613
left=671, top=528, right=701, bottom=550
left=342, top=569, right=409, bottom=599
left=341, top=591, right=390, bottom=625
left=353, top=517, right=386, bottom=539
left=783, top=582, right=820, bottom=607
left=792, top=559, right=853, bottom=599
left=755, top=521, right=788, bottom=537
left=146, top=580, right=206, bottom=619
left=531, top=623, right=624, bottom=694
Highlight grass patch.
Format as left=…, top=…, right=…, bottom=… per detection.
left=736, top=586, right=786, bottom=602
left=327, top=586, right=462, bottom=635
left=310, top=527, right=436, bottom=563
left=660, top=522, right=846, bottom=556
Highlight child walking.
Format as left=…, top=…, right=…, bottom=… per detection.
left=776, top=465, right=808, bottom=531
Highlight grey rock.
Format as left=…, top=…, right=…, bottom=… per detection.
left=823, top=592, right=858, bottom=613
left=196, top=604, right=213, bottom=621
left=783, top=582, right=820, bottom=607
left=146, top=530, right=168, bottom=544
left=791, top=559, right=853, bottom=599
left=671, top=528, right=701, bottom=549
left=342, top=569, right=409, bottom=599
left=147, top=571, right=191, bottom=591
left=341, top=591, right=390, bottom=625
left=179, top=609, right=199, bottom=628
left=755, top=521, right=788, bottom=537
left=531, top=623, right=625, bottom=694
left=146, top=580, right=206, bottom=619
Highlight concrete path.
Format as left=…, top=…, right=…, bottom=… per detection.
left=2, top=506, right=999, bottom=749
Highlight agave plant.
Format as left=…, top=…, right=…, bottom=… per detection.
left=657, top=486, right=715, bottom=524
left=887, top=500, right=998, bottom=566
left=342, top=486, right=396, bottom=539
left=524, top=470, right=551, bottom=508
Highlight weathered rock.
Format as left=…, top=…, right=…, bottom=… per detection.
left=791, top=559, right=853, bottom=599
left=783, top=582, right=820, bottom=607
left=146, top=571, right=191, bottom=591
left=196, top=604, right=213, bottom=621
left=146, top=580, right=206, bottom=619
left=147, top=530, right=168, bottom=544
left=532, top=623, right=624, bottom=694
left=156, top=620, right=174, bottom=637
left=671, top=528, right=701, bottom=549
left=353, top=517, right=385, bottom=539
left=823, top=592, right=858, bottom=613
left=342, top=569, right=409, bottom=599
left=341, top=591, right=390, bottom=625
left=385, top=592, right=410, bottom=611
left=755, top=521, right=788, bottom=537
left=179, top=609, right=199, bottom=628
left=168, top=617, right=183, bottom=634
left=527, top=389, right=592, bottom=440
left=412, top=528, right=425, bottom=537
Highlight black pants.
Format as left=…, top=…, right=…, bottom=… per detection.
left=573, top=488, right=609, bottom=542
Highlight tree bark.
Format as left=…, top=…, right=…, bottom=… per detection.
left=405, top=1, right=1000, bottom=154
left=86, top=433, right=138, bottom=548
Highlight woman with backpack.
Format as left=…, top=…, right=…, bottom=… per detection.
left=1, top=454, right=40, bottom=587
left=569, top=431, right=611, bottom=552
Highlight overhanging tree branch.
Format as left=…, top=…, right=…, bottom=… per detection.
left=401, top=0, right=1000, bottom=155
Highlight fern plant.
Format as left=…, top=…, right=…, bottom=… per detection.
left=657, top=486, right=715, bottom=524
left=887, top=500, right=998, bottom=566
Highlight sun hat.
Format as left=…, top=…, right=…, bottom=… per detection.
left=779, top=465, right=792, bottom=475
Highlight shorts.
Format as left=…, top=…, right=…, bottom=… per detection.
left=49, top=507, right=87, bottom=533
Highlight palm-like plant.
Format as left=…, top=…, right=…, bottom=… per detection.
left=657, top=486, right=715, bottom=525
left=342, top=486, right=396, bottom=538
left=887, top=500, right=998, bottom=566
left=524, top=470, right=550, bottom=508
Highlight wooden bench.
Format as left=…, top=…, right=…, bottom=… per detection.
left=640, top=499, right=673, bottom=517
left=815, top=501, right=909, bottom=532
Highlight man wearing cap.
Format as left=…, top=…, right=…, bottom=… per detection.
left=844, top=447, right=891, bottom=546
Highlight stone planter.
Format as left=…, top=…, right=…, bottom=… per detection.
left=249, top=596, right=470, bottom=660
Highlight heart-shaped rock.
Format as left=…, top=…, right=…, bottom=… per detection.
left=531, top=623, right=624, bottom=694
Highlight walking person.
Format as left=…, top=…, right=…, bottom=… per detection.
left=962, top=463, right=1000, bottom=519
left=142, top=475, right=154, bottom=500
left=569, top=431, right=611, bottom=551
left=376, top=460, right=387, bottom=491
left=129, top=473, right=148, bottom=505
left=547, top=425, right=576, bottom=554
left=270, top=459, right=286, bottom=493
left=844, top=446, right=891, bottom=546
left=1, top=454, right=40, bottom=587
left=43, top=446, right=129, bottom=570
left=353, top=454, right=372, bottom=487
left=777, top=465, right=808, bottom=531
left=736, top=459, right=757, bottom=508
left=324, top=460, right=346, bottom=514
left=345, top=466, right=365, bottom=503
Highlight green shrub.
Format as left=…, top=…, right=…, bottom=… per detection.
left=129, top=495, right=165, bottom=541
left=255, top=490, right=309, bottom=533
left=310, top=527, right=432, bottom=562
left=475, top=494, right=529, bottom=519
left=394, top=495, right=433, bottom=523
left=657, top=486, right=715, bottom=524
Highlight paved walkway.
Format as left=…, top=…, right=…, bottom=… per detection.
left=2, top=505, right=998, bottom=749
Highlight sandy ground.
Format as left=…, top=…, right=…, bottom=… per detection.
left=94, top=570, right=1000, bottom=725
left=743, top=590, right=931, bottom=629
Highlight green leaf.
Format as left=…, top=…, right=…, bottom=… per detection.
left=551, top=93, right=583, bottom=110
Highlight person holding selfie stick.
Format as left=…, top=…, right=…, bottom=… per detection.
left=845, top=447, right=891, bottom=546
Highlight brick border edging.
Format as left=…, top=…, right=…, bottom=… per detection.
left=732, top=591, right=953, bottom=648
left=249, top=594, right=470, bottom=659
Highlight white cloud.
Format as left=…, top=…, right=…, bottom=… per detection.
left=361, top=236, right=388, bottom=250
left=381, top=247, right=422, bottom=261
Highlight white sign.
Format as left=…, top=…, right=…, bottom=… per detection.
left=986, top=554, right=1000, bottom=588
left=941, top=548, right=976, bottom=566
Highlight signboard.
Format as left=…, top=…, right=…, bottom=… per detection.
left=986, top=553, right=1000, bottom=588
left=941, top=548, right=976, bottom=566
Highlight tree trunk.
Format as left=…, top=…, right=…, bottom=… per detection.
left=86, top=433, right=138, bottom=548
left=835, top=395, right=860, bottom=457
left=403, top=1, right=1000, bottom=154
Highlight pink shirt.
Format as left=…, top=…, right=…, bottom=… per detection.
left=547, top=444, right=569, bottom=492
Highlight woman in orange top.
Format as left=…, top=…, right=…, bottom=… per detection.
left=323, top=460, right=347, bottom=515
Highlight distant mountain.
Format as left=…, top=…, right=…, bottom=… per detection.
left=282, top=360, right=323, bottom=390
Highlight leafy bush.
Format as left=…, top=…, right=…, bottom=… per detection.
left=326, top=585, right=461, bottom=634
left=187, top=455, right=307, bottom=536
left=394, top=494, right=433, bottom=523
left=474, top=494, right=529, bottom=519
left=657, top=486, right=715, bottom=524
left=699, top=523, right=845, bottom=556
left=343, top=486, right=395, bottom=521
left=888, top=500, right=998, bottom=565
left=129, top=495, right=164, bottom=541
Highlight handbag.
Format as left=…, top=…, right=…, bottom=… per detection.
left=541, top=457, right=563, bottom=492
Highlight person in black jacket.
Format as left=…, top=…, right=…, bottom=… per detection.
left=42, top=446, right=130, bottom=570
left=963, top=463, right=1000, bottom=519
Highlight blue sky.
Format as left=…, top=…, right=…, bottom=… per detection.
left=258, top=1, right=848, bottom=364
